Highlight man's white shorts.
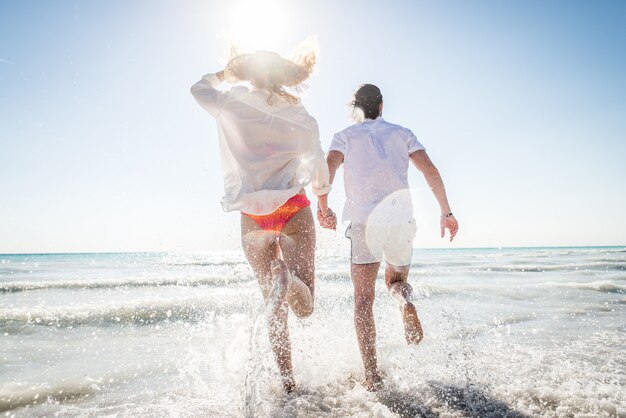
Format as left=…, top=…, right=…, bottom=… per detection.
left=345, top=219, right=417, bottom=266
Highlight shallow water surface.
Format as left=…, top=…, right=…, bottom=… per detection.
left=1, top=247, right=624, bottom=417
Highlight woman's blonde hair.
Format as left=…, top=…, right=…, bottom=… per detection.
left=225, top=40, right=317, bottom=104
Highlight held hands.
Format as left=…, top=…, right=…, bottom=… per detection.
left=317, top=207, right=337, bottom=230
left=441, top=213, right=459, bottom=242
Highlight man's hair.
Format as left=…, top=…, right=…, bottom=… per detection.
left=351, top=84, right=383, bottom=120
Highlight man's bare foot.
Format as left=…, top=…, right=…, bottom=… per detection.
left=402, top=302, right=423, bottom=345
left=364, top=372, right=384, bottom=392
left=281, top=375, right=296, bottom=393
left=269, top=259, right=290, bottom=310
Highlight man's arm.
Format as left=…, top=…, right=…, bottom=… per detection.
left=327, top=150, right=344, bottom=185
left=409, top=150, right=459, bottom=241
left=317, top=150, right=344, bottom=230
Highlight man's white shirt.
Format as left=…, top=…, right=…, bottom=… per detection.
left=329, top=117, right=425, bottom=224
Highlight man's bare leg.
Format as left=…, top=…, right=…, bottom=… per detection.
left=352, top=262, right=383, bottom=391
left=385, top=264, right=423, bottom=345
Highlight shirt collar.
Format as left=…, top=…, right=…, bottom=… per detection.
left=363, top=116, right=384, bottom=123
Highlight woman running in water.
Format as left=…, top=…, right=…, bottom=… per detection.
left=191, top=46, right=336, bottom=392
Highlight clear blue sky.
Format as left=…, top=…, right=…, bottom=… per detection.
left=1, top=0, right=625, bottom=253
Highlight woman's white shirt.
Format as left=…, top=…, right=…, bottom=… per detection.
left=191, top=73, right=331, bottom=215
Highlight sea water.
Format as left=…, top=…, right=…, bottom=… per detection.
left=0, top=247, right=624, bottom=417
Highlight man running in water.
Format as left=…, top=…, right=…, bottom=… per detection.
left=320, top=84, right=458, bottom=391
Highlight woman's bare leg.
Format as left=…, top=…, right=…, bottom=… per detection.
left=277, top=207, right=316, bottom=318
left=351, top=262, right=383, bottom=391
left=241, top=222, right=295, bottom=392
left=385, top=264, right=423, bottom=345
left=240, top=206, right=316, bottom=392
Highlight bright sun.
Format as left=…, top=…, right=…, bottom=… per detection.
left=223, top=0, right=294, bottom=51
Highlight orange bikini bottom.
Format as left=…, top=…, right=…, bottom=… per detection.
left=243, top=194, right=311, bottom=233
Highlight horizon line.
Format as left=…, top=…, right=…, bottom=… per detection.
left=1, top=244, right=625, bottom=257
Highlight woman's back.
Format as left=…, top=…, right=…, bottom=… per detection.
left=191, top=74, right=327, bottom=216
left=222, top=86, right=318, bottom=157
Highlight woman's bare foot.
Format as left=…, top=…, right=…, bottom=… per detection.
left=269, top=259, right=290, bottom=311
left=402, top=302, right=423, bottom=345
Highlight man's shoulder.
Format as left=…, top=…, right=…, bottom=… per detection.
left=333, top=119, right=414, bottom=139
left=334, top=122, right=368, bottom=138
left=377, top=119, right=414, bottom=135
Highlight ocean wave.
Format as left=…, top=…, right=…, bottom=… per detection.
left=0, top=271, right=357, bottom=294
left=0, top=295, right=254, bottom=328
left=474, top=263, right=625, bottom=273
left=543, top=280, right=626, bottom=294
left=0, top=280, right=458, bottom=329
left=0, top=275, right=256, bottom=293
left=164, top=260, right=246, bottom=267
left=0, top=305, right=188, bottom=328
left=0, top=381, right=95, bottom=413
